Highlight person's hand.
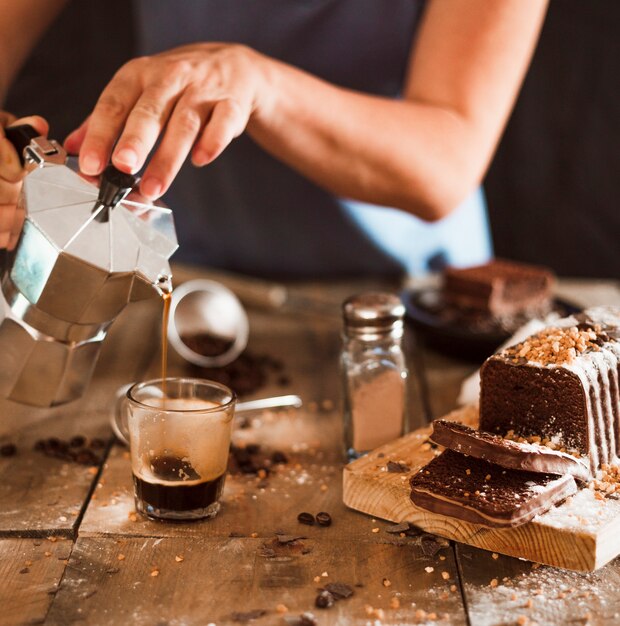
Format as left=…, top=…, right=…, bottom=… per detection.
left=0, top=112, right=49, bottom=249
left=64, top=43, right=269, bottom=199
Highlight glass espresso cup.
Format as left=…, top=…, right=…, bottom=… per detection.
left=116, top=378, right=236, bottom=520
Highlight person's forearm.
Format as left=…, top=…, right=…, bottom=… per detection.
left=248, top=0, right=548, bottom=221
left=0, top=0, right=68, bottom=104
left=248, top=66, right=478, bottom=222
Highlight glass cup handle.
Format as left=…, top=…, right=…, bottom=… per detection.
left=111, top=383, right=132, bottom=447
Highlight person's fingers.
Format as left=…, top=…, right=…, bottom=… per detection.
left=0, top=204, right=16, bottom=232
left=192, top=98, right=247, bottom=166
left=64, top=117, right=90, bottom=155
left=0, top=111, right=17, bottom=127
left=111, top=85, right=180, bottom=174
left=79, top=72, right=142, bottom=176
left=0, top=138, right=25, bottom=184
left=138, top=92, right=208, bottom=198
left=0, top=230, right=9, bottom=249
left=8, top=205, right=25, bottom=251
left=9, top=115, right=49, bottom=137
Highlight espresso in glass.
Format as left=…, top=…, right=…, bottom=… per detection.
left=124, top=380, right=235, bottom=520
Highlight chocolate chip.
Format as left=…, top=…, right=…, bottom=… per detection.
left=271, top=451, right=288, bottom=465
left=324, top=582, right=354, bottom=600
left=297, top=512, right=315, bottom=526
left=276, top=534, right=306, bottom=544
left=315, top=590, right=335, bottom=608
left=0, top=443, right=17, bottom=457
left=69, top=436, right=86, bottom=448
left=230, top=609, right=266, bottom=622
left=420, top=533, right=443, bottom=557
left=316, top=512, right=332, bottom=527
left=258, top=547, right=276, bottom=559
left=386, top=461, right=410, bottom=473
left=385, top=522, right=411, bottom=534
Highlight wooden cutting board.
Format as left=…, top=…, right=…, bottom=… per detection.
left=343, top=405, right=620, bottom=572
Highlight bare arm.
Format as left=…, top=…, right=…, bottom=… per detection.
left=70, top=0, right=547, bottom=222
left=248, top=0, right=549, bottom=220
left=0, top=0, right=68, bottom=103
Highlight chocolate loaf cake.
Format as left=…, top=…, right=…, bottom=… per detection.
left=410, top=450, right=577, bottom=527
left=430, top=419, right=591, bottom=482
left=443, top=259, right=554, bottom=318
left=480, top=307, right=620, bottom=470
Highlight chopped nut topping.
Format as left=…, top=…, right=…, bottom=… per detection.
left=425, top=566, right=434, bottom=573
left=490, top=578, right=498, bottom=588
left=503, top=323, right=610, bottom=366
left=441, top=571, right=450, bottom=580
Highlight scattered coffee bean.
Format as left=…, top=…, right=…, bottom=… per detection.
left=0, top=443, right=17, bottom=457
left=297, top=512, right=315, bottom=526
left=271, top=450, right=288, bottom=465
left=245, top=443, right=261, bottom=455
left=316, top=512, right=332, bottom=527
left=298, top=613, right=318, bottom=626
left=19, top=567, right=30, bottom=574
left=47, top=438, right=61, bottom=450
left=386, top=461, right=410, bottom=473
left=69, top=435, right=86, bottom=448
left=315, top=590, right=335, bottom=609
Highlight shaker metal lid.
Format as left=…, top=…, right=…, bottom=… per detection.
left=342, top=292, right=405, bottom=331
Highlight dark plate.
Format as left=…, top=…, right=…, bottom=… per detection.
left=402, top=288, right=581, bottom=362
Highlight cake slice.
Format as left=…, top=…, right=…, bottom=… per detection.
left=479, top=307, right=620, bottom=471
left=443, top=258, right=554, bottom=317
left=410, top=450, right=577, bottom=528
left=430, top=419, right=591, bottom=482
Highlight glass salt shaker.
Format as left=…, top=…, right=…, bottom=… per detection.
left=341, top=292, right=409, bottom=461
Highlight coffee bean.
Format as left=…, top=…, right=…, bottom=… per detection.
left=298, top=613, right=318, bottom=626
left=69, top=436, right=86, bottom=448
left=316, top=512, right=332, bottom=527
left=46, top=438, right=61, bottom=450
left=315, top=590, right=334, bottom=609
left=271, top=451, right=288, bottom=465
left=0, top=443, right=17, bottom=457
left=297, top=512, right=315, bottom=526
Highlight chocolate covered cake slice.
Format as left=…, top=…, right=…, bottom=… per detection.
left=430, top=419, right=591, bottom=482
left=443, top=258, right=554, bottom=317
left=479, top=307, right=620, bottom=471
left=410, top=450, right=577, bottom=528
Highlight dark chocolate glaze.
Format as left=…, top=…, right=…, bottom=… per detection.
left=410, top=450, right=577, bottom=528
left=430, top=420, right=591, bottom=482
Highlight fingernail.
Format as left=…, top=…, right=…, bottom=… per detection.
left=141, top=177, right=162, bottom=198
left=193, top=150, right=208, bottom=167
left=115, top=148, right=138, bottom=170
left=82, top=153, right=101, bottom=175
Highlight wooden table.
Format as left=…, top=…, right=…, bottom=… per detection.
left=1, top=266, right=619, bottom=626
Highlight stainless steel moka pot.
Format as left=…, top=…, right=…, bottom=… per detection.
left=0, top=125, right=178, bottom=407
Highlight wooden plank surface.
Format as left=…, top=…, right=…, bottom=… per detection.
left=2, top=266, right=619, bottom=624
left=457, top=545, right=620, bottom=626
left=46, top=535, right=466, bottom=626
left=343, top=405, right=620, bottom=572
left=0, top=299, right=160, bottom=537
left=0, top=537, right=72, bottom=626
